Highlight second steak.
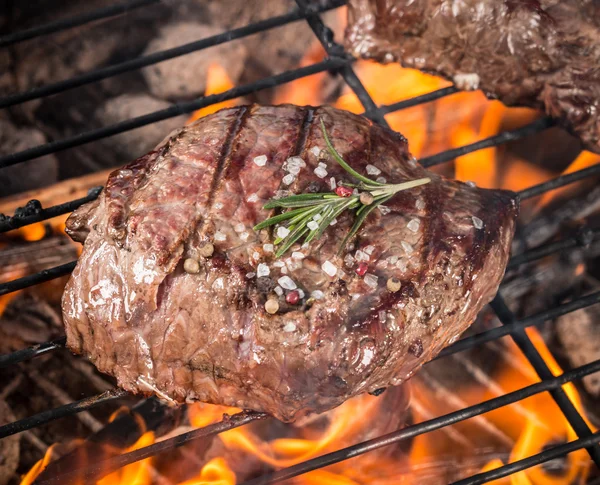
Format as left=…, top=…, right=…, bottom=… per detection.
left=346, top=0, right=600, bottom=154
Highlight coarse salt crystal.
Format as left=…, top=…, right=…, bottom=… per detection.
left=466, top=180, right=476, bottom=188
left=314, top=166, right=328, bottom=178
left=301, top=242, right=310, bottom=250
left=366, top=164, right=381, bottom=176
left=246, top=272, right=256, bottom=279
left=284, top=156, right=306, bottom=175
left=329, top=177, right=337, bottom=190
left=330, top=219, right=337, bottom=226
left=311, top=290, right=325, bottom=300
left=252, top=251, right=260, bottom=260
left=240, top=232, right=249, bottom=241
left=297, top=289, right=305, bottom=299
left=401, top=241, right=413, bottom=254
left=274, top=286, right=284, bottom=296
left=307, top=221, right=319, bottom=231
left=376, top=176, right=387, bottom=184
left=472, top=216, right=484, bottom=229
left=283, top=322, right=297, bottom=333
left=396, top=259, right=408, bottom=271
left=213, top=277, right=224, bottom=289
left=344, top=254, right=355, bottom=266
left=318, top=161, right=327, bottom=168
left=214, top=202, right=224, bottom=209
left=407, top=219, right=420, bottom=233
left=416, top=198, right=425, bottom=210
left=282, top=173, right=296, bottom=185
left=277, top=226, right=290, bottom=238
left=247, top=193, right=259, bottom=203
left=322, top=260, right=337, bottom=277
left=378, top=205, right=391, bottom=215
left=364, top=245, right=375, bottom=255
left=214, top=231, right=226, bottom=241
left=364, top=273, right=378, bottom=288
left=278, top=275, right=297, bottom=290
left=273, top=261, right=285, bottom=268
left=310, top=146, right=321, bottom=157
left=379, top=310, right=387, bottom=321
left=257, top=263, right=270, bottom=278
left=351, top=293, right=361, bottom=300
left=234, top=223, right=245, bottom=233
left=313, top=213, right=322, bottom=221
left=376, top=260, right=388, bottom=269
left=292, top=251, right=305, bottom=260
left=408, top=156, right=418, bottom=167
left=286, top=259, right=302, bottom=271
left=355, top=250, right=369, bottom=262
left=263, top=243, right=274, bottom=253
left=253, top=155, right=268, bottom=167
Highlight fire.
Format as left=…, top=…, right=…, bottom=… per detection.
left=188, top=63, right=237, bottom=124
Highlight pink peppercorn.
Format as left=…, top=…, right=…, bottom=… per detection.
left=355, top=262, right=368, bottom=276
left=335, top=186, right=353, bottom=198
left=286, top=290, right=300, bottom=304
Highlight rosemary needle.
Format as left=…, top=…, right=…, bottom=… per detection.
left=254, top=120, right=430, bottom=258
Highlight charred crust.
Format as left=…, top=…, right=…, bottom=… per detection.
left=330, top=279, right=348, bottom=297
left=369, top=388, right=386, bottom=396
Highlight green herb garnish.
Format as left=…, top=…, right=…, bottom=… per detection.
left=253, top=120, right=430, bottom=258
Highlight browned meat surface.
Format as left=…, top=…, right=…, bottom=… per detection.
left=62, top=105, right=518, bottom=422
left=345, top=0, right=600, bottom=154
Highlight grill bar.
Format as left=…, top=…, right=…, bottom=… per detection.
left=490, top=295, right=600, bottom=466
left=375, top=86, right=460, bottom=115
left=0, top=337, right=66, bottom=369
left=33, top=411, right=269, bottom=485
left=238, top=359, right=600, bottom=485
left=451, top=431, right=600, bottom=485
left=0, top=187, right=102, bottom=233
left=0, top=57, right=348, bottom=169
left=295, top=0, right=389, bottom=127
left=520, top=163, right=600, bottom=200
left=0, top=0, right=159, bottom=48
left=420, top=117, right=555, bottom=168
left=0, top=261, right=76, bottom=296
left=0, top=389, right=126, bottom=439
left=0, top=0, right=345, bottom=110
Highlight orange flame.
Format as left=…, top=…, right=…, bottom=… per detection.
left=188, top=63, right=237, bottom=124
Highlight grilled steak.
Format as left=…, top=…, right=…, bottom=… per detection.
left=345, top=0, right=600, bottom=154
left=62, top=105, right=518, bottom=422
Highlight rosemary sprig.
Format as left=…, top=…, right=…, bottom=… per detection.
left=253, top=120, right=431, bottom=258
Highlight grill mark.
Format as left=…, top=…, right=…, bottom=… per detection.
left=265, top=107, right=313, bottom=227
left=207, top=106, right=251, bottom=209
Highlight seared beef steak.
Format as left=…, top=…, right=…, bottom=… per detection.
left=62, top=105, right=518, bottom=422
left=346, top=0, right=600, bottom=154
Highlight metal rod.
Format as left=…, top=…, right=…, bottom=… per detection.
left=238, top=359, right=600, bottom=485
left=419, top=117, right=555, bottom=168
left=0, top=57, right=348, bottom=169
left=520, top=163, right=600, bottom=200
left=490, top=295, right=600, bottom=466
left=0, top=0, right=159, bottom=47
left=0, top=337, right=66, bottom=368
left=0, top=260, right=76, bottom=296
left=0, top=187, right=102, bottom=233
left=374, top=86, right=459, bottom=115
left=450, top=431, right=600, bottom=485
left=0, top=389, right=126, bottom=439
left=33, top=411, right=269, bottom=485
left=294, top=0, right=389, bottom=127
left=0, top=0, right=346, bottom=110
left=437, top=290, right=600, bottom=361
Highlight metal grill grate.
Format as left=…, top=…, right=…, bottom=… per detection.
left=1, top=0, right=600, bottom=483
